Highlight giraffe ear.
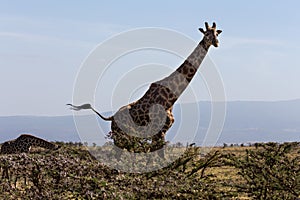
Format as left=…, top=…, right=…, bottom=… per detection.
left=217, top=30, right=222, bottom=35
left=199, top=28, right=205, bottom=34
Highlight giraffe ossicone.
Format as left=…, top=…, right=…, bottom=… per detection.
left=68, top=22, right=222, bottom=158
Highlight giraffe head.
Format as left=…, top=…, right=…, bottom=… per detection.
left=199, top=22, right=222, bottom=47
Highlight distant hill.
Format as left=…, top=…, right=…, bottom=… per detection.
left=219, top=100, right=300, bottom=144
left=0, top=100, right=299, bottom=145
left=0, top=115, right=79, bottom=142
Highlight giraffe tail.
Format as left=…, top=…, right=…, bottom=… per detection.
left=67, top=103, right=113, bottom=121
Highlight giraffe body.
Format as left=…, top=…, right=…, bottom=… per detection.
left=68, top=22, right=222, bottom=156
left=0, top=134, right=59, bottom=154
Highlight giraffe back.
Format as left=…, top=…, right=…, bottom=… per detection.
left=0, top=134, right=59, bottom=154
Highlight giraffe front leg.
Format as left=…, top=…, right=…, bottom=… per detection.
left=150, top=132, right=166, bottom=158
left=150, top=111, right=174, bottom=158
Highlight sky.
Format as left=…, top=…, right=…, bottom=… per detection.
left=1, top=1, right=300, bottom=116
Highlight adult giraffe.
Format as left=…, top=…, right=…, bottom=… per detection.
left=68, top=22, right=222, bottom=157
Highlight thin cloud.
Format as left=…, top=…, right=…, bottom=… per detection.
left=0, top=15, right=129, bottom=48
left=221, top=36, right=286, bottom=49
left=0, top=31, right=93, bottom=49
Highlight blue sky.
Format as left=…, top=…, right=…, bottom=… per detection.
left=1, top=1, right=300, bottom=116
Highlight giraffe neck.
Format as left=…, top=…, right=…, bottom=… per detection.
left=154, top=39, right=210, bottom=107
left=31, top=137, right=56, bottom=149
left=177, top=40, right=209, bottom=78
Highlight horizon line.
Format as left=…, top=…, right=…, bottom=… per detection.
left=0, top=98, right=299, bottom=118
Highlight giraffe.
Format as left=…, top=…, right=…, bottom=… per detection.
left=68, top=22, right=222, bottom=157
left=0, top=134, right=60, bottom=154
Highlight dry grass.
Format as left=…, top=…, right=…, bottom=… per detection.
left=0, top=142, right=299, bottom=199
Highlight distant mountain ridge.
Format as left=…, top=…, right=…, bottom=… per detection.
left=0, top=100, right=299, bottom=145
